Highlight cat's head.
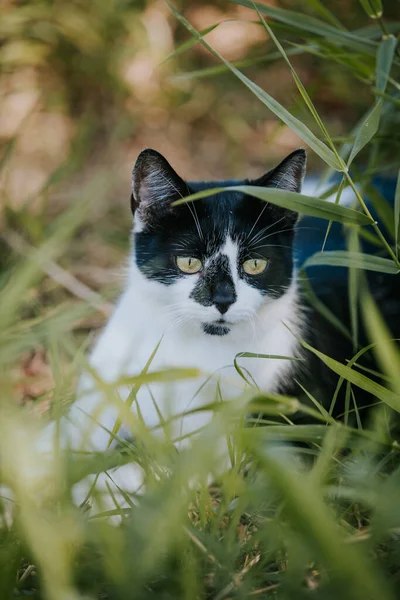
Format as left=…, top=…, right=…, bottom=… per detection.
left=130, top=148, right=306, bottom=336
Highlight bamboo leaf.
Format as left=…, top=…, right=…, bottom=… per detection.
left=167, top=2, right=343, bottom=171
left=395, top=169, right=400, bottom=255
left=347, top=100, right=382, bottom=166
left=170, top=48, right=304, bottom=81
left=361, top=288, right=400, bottom=396
left=298, top=337, right=400, bottom=412
left=173, top=185, right=373, bottom=226
left=376, top=35, right=397, bottom=94
left=359, top=0, right=383, bottom=19
left=305, top=251, right=399, bottom=273
left=162, top=23, right=220, bottom=64
left=254, top=6, right=339, bottom=156
left=233, top=0, right=377, bottom=53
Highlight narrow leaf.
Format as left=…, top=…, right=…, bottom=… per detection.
left=395, top=169, right=400, bottom=255
left=162, top=23, right=219, bottom=64
left=298, top=337, right=400, bottom=412
left=347, top=100, right=382, bottom=166
left=361, top=288, right=400, bottom=397
left=173, top=185, right=373, bottom=226
left=305, top=251, right=399, bottom=273
left=376, top=35, right=397, bottom=94
left=233, top=0, right=377, bottom=53
left=254, top=6, right=339, bottom=156
left=167, top=2, right=343, bottom=171
left=359, top=0, right=383, bottom=19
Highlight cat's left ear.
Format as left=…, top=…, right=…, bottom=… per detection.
left=253, top=149, right=307, bottom=193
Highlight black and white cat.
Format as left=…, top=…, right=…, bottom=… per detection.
left=42, top=148, right=398, bottom=507
left=68, top=149, right=304, bottom=452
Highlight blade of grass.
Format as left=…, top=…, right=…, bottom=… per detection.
left=173, top=185, right=372, bottom=226
left=167, top=2, right=343, bottom=171
left=233, top=0, right=378, bottom=53
left=376, top=35, right=397, bottom=94
left=361, top=287, right=400, bottom=396
left=170, top=47, right=304, bottom=81
left=347, top=100, right=382, bottom=166
left=254, top=5, right=342, bottom=162
left=296, top=334, right=400, bottom=412
left=162, top=23, right=220, bottom=64
left=359, top=0, right=383, bottom=19
left=395, top=169, right=400, bottom=256
left=304, top=251, right=399, bottom=273
left=348, top=228, right=361, bottom=352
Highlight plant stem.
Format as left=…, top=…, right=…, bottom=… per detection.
left=343, top=171, right=400, bottom=266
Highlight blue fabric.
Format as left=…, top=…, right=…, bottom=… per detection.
left=294, top=176, right=397, bottom=290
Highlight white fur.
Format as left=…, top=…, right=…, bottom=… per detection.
left=33, top=233, right=303, bottom=514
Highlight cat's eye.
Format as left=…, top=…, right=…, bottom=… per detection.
left=242, top=258, right=269, bottom=275
left=176, top=256, right=202, bottom=274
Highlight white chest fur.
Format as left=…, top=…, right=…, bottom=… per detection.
left=66, top=265, right=302, bottom=454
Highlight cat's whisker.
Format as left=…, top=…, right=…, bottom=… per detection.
left=245, top=203, right=270, bottom=242
left=246, top=216, right=286, bottom=247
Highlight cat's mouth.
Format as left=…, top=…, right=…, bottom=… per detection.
left=202, top=319, right=231, bottom=336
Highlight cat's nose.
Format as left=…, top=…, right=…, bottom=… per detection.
left=213, top=282, right=236, bottom=314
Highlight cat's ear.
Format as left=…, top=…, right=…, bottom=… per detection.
left=131, top=149, right=187, bottom=221
left=253, top=149, right=306, bottom=193
left=251, top=149, right=306, bottom=228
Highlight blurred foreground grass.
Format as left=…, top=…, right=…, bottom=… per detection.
left=1, top=0, right=400, bottom=598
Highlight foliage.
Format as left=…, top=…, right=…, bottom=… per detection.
left=1, top=1, right=400, bottom=599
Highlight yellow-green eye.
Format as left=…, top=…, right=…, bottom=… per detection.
left=242, top=258, right=268, bottom=275
left=176, top=256, right=202, bottom=274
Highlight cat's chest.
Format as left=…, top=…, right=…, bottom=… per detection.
left=90, top=293, right=299, bottom=397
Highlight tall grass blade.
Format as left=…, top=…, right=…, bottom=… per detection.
left=359, top=0, right=383, bottom=19
left=168, top=3, right=343, bottom=171
left=305, top=250, right=399, bottom=273
left=173, top=185, right=372, bottom=225
left=297, top=336, right=400, bottom=412
left=395, top=168, right=400, bottom=255
left=233, top=0, right=378, bottom=53
left=347, top=100, right=382, bottom=166
left=254, top=5, right=341, bottom=158
left=162, top=23, right=220, bottom=64
left=376, top=35, right=397, bottom=94
left=252, top=446, right=395, bottom=600
left=361, top=287, right=400, bottom=396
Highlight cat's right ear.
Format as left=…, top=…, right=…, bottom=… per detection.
left=131, top=149, right=188, bottom=223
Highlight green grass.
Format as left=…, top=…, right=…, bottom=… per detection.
left=1, top=1, right=400, bottom=598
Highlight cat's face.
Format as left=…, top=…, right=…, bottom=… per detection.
left=131, top=149, right=305, bottom=336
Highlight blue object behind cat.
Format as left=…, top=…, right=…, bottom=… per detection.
left=294, top=175, right=398, bottom=290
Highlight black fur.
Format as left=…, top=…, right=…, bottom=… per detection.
left=132, top=149, right=303, bottom=307
left=130, top=148, right=399, bottom=427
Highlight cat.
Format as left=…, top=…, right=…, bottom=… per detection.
left=38, top=148, right=399, bottom=511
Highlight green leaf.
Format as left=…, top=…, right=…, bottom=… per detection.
left=300, top=274, right=352, bottom=341
left=376, top=35, right=397, bottom=94
left=173, top=185, right=373, bottom=226
left=171, top=47, right=304, bottom=81
left=233, top=0, right=377, bottom=53
left=167, top=2, right=343, bottom=171
left=362, top=181, right=395, bottom=239
left=359, top=0, right=383, bottom=19
left=347, top=100, right=382, bottom=166
left=395, top=169, right=400, bottom=255
left=254, top=6, right=340, bottom=159
left=248, top=444, right=397, bottom=600
left=301, top=0, right=346, bottom=30
left=304, top=251, right=399, bottom=273
left=162, top=23, right=219, bottom=64
left=298, top=336, right=400, bottom=412
left=361, top=288, right=400, bottom=396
